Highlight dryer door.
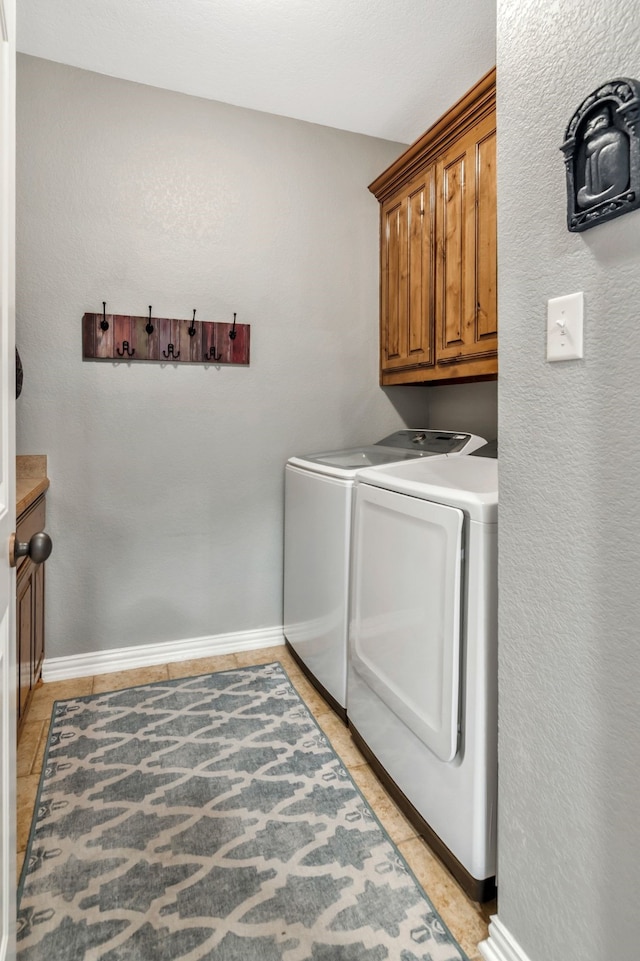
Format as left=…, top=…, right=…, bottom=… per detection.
left=350, top=483, right=463, bottom=763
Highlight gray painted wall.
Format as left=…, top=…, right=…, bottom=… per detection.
left=17, top=55, right=442, bottom=658
left=17, top=56, right=498, bottom=662
left=426, top=381, right=497, bottom=443
left=496, top=2, right=639, bottom=959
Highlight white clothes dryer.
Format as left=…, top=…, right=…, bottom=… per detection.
left=283, top=430, right=485, bottom=719
left=347, top=450, right=498, bottom=901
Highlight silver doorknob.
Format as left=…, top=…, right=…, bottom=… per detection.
left=9, top=530, right=53, bottom=567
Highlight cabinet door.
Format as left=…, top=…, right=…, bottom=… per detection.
left=380, top=168, right=435, bottom=378
left=17, top=562, right=33, bottom=724
left=33, top=560, right=45, bottom=682
left=435, top=111, right=497, bottom=372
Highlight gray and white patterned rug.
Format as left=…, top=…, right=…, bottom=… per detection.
left=18, top=662, right=469, bottom=961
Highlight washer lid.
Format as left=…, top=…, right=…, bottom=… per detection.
left=287, top=429, right=486, bottom=479
left=288, top=444, right=427, bottom=477
left=357, top=455, right=498, bottom=522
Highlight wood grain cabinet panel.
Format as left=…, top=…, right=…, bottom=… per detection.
left=382, top=198, right=404, bottom=365
left=437, top=147, right=466, bottom=356
left=16, top=492, right=47, bottom=739
left=17, top=567, right=33, bottom=723
left=33, top=560, right=45, bottom=684
left=435, top=112, right=498, bottom=370
left=476, top=128, right=498, bottom=343
left=380, top=168, right=435, bottom=375
left=370, top=68, right=497, bottom=386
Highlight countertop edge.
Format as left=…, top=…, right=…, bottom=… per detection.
left=17, top=477, right=50, bottom=518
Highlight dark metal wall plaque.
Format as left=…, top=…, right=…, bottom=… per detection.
left=561, top=78, right=640, bottom=231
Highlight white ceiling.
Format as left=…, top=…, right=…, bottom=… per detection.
left=17, top=0, right=496, bottom=145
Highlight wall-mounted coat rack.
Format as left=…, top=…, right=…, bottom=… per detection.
left=82, top=305, right=250, bottom=366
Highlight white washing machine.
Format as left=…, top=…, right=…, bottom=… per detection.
left=283, top=430, right=486, bottom=719
left=347, top=449, right=498, bottom=901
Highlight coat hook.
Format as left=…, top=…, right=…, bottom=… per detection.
left=116, top=340, right=135, bottom=357
left=163, top=343, right=180, bottom=359
left=100, top=302, right=109, bottom=331
left=145, top=306, right=154, bottom=335
left=204, top=345, right=222, bottom=362
left=188, top=309, right=197, bottom=337
left=229, top=312, right=237, bottom=340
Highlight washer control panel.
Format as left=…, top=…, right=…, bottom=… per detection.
left=375, top=430, right=474, bottom=455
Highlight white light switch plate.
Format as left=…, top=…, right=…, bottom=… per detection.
left=547, top=292, right=584, bottom=361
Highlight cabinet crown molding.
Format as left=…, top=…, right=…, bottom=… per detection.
left=369, top=67, right=496, bottom=203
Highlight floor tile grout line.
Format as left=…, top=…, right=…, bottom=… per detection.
left=28, top=721, right=44, bottom=777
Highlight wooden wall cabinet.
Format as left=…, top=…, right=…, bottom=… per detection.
left=16, top=493, right=47, bottom=736
left=370, top=69, right=497, bottom=386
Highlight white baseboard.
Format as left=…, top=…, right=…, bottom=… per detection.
left=479, top=917, right=535, bottom=961
left=42, top=626, right=286, bottom=682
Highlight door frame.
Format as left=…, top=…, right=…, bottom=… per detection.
left=0, top=0, right=17, bottom=957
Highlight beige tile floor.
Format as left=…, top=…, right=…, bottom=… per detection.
left=17, top=645, right=495, bottom=960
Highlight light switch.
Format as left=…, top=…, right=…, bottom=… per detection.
left=547, top=292, right=584, bottom=362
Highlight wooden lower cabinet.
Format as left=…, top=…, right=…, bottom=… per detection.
left=17, top=563, right=33, bottom=723
left=371, top=68, right=497, bottom=386
left=16, top=493, right=47, bottom=738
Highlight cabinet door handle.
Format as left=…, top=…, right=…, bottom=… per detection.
left=9, top=531, right=53, bottom=567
